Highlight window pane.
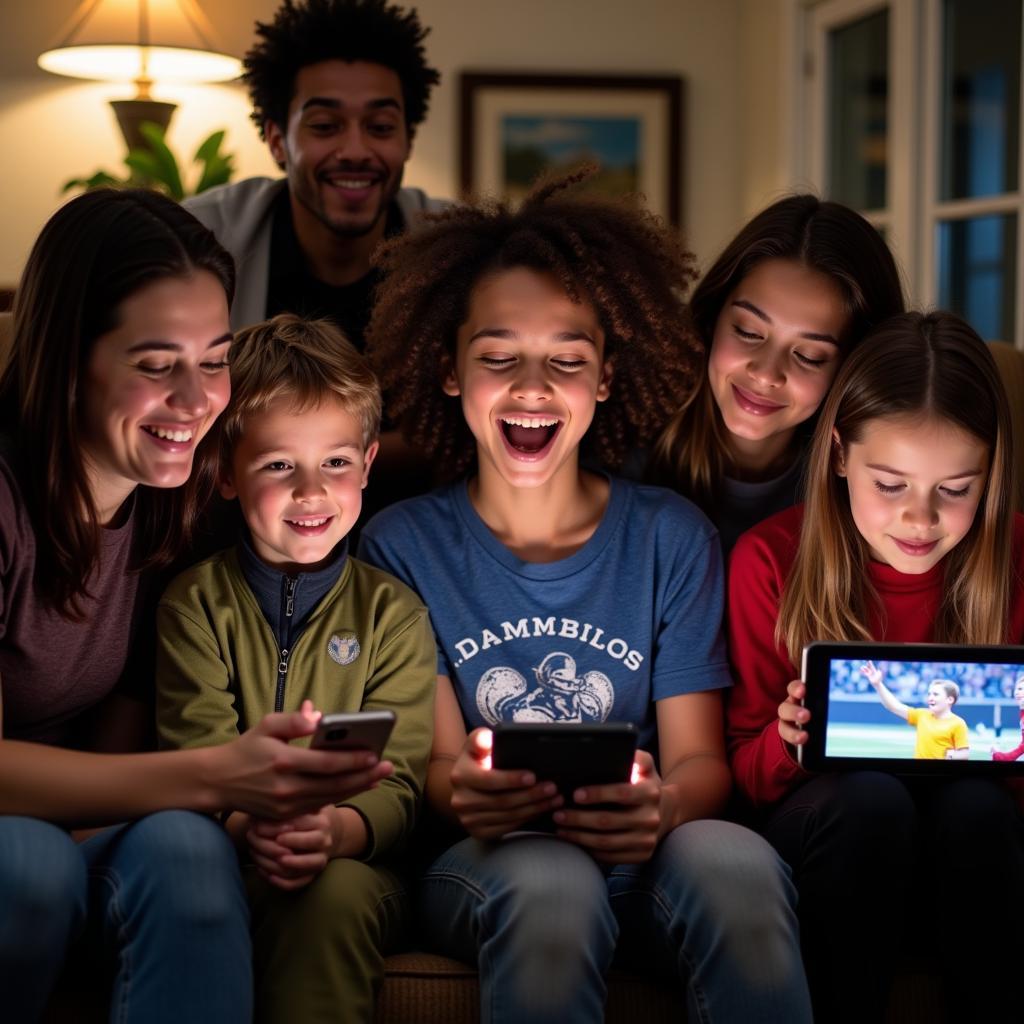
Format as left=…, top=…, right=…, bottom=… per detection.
left=941, top=0, right=1021, bottom=200
left=828, top=9, right=888, bottom=211
left=936, top=214, right=1017, bottom=340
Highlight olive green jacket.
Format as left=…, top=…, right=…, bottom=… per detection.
left=156, top=548, right=435, bottom=859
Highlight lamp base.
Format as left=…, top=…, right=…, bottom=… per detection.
left=110, top=98, right=177, bottom=152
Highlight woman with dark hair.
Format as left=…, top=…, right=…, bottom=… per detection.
left=649, top=194, right=905, bottom=551
left=0, top=189, right=391, bottom=1022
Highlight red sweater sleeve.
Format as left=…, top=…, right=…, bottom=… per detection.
left=725, top=507, right=810, bottom=807
left=993, top=710, right=1024, bottom=762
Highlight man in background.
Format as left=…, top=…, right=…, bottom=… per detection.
left=187, top=0, right=447, bottom=512
left=185, top=0, right=445, bottom=349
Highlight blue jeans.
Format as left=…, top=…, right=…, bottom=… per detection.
left=419, top=819, right=811, bottom=1024
left=0, top=810, right=252, bottom=1023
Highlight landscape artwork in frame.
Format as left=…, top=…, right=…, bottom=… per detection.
left=460, top=73, right=683, bottom=226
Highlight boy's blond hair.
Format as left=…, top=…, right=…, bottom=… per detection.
left=219, top=314, right=382, bottom=470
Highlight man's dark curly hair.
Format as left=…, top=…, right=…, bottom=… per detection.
left=244, top=0, right=440, bottom=138
left=366, top=167, right=703, bottom=481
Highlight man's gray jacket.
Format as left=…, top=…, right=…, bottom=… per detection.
left=184, top=176, right=448, bottom=329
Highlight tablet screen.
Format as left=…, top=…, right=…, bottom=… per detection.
left=801, top=642, right=1024, bottom=774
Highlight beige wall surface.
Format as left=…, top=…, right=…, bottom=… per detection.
left=0, top=0, right=792, bottom=289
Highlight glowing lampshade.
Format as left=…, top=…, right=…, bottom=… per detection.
left=38, top=45, right=240, bottom=86
left=37, top=0, right=241, bottom=150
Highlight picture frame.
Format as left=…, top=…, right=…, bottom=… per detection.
left=459, top=72, right=684, bottom=226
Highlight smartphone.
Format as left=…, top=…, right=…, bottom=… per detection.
left=310, top=710, right=396, bottom=757
left=491, top=722, right=638, bottom=803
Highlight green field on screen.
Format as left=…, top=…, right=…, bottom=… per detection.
left=825, top=723, right=1020, bottom=761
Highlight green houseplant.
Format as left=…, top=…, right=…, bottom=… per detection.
left=62, top=122, right=235, bottom=200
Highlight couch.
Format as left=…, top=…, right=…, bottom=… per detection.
left=0, top=307, right=1020, bottom=1021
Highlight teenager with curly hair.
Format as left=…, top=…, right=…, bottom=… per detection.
left=358, top=170, right=812, bottom=1024
left=647, top=195, right=905, bottom=552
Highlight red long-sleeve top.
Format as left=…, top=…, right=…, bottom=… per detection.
left=993, top=710, right=1024, bottom=762
left=725, top=505, right=1024, bottom=809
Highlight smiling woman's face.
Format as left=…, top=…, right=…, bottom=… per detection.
left=707, top=258, right=848, bottom=472
left=80, top=270, right=231, bottom=520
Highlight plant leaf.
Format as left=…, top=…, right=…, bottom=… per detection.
left=124, top=150, right=163, bottom=183
left=193, top=130, right=225, bottom=164
left=136, top=121, right=185, bottom=200
left=193, top=131, right=235, bottom=194
left=60, top=122, right=237, bottom=199
left=61, top=170, right=125, bottom=193
left=195, top=153, right=234, bottom=193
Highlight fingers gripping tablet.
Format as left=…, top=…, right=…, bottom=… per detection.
left=800, top=642, right=1024, bottom=775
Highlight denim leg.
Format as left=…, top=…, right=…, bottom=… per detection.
left=419, top=834, right=618, bottom=1024
left=81, top=810, right=252, bottom=1024
left=608, top=819, right=811, bottom=1024
left=0, top=816, right=88, bottom=1022
left=762, top=771, right=916, bottom=1024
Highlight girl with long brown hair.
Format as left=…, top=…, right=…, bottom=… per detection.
left=649, top=194, right=905, bottom=551
left=726, top=311, right=1024, bottom=1022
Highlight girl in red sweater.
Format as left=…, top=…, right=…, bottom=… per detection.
left=726, top=311, right=1024, bottom=1023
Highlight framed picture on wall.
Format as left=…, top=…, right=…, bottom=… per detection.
left=459, top=72, right=684, bottom=226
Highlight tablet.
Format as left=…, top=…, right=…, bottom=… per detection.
left=800, top=642, right=1024, bottom=775
left=491, top=722, right=639, bottom=802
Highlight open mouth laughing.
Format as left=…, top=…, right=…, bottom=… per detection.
left=498, top=415, right=562, bottom=459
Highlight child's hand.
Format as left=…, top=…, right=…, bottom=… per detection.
left=777, top=679, right=810, bottom=748
left=860, top=660, right=883, bottom=688
left=552, top=750, right=661, bottom=864
left=448, top=727, right=563, bottom=840
left=246, top=806, right=334, bottom=890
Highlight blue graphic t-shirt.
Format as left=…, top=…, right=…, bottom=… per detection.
left=358, top=477, right=731, bottom=753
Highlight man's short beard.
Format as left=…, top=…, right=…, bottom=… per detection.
left=325, top=216, right=381, bottom=239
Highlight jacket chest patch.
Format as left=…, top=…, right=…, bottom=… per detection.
left=328, top=632, right=361, bottom=666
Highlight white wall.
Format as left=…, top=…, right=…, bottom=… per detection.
left=0, top=0, right=781, bottom=287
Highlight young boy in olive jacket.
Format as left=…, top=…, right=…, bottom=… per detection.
left=156, top=314, right=435, bottom=1024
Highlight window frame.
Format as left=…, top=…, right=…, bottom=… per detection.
left=799, top=0, right=1024, bottom=345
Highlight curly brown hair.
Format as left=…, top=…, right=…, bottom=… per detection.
left=366, top=167, right=703, bottom=480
